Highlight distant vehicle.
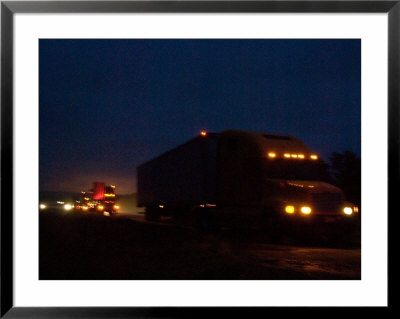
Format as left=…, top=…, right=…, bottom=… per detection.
left=137, top=130, right=359, bottom=232
left=75, top=182, right=120, bottom=215
left=39, top=200, right=74, bottom=212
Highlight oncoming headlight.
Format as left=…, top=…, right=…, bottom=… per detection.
left=64, top=204, right=73, bottom=211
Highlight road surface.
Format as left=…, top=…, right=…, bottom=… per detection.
left=39, top=210, right=361, bottom=280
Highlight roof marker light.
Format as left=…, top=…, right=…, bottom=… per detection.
left=310, top=155, right=318, bottom=160
left=284, top=154, right=291, bottom=158
left=200, top=131, right=207, bottom=136
left=268, top=152, right=276, bottom=158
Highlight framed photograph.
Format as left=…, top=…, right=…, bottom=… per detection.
left=1, top=0, right=395, bottom=317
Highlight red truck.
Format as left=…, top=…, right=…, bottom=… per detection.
left=76, top=182, right=120, bottom=215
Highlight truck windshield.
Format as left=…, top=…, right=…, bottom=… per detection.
left=264, top=159, right=321, bottom=180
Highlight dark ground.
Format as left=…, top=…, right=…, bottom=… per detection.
left=39, top=210, right=361, bottom=280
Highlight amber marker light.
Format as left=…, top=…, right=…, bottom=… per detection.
left=285, top=205, right=295, bottom=214
left=354, top=207, right=359, bottom=213
left=310, top=154, right=318, bottom=160
left=97, top=205, right=104, bottom=211
left=284, top=153, right=291, bottom=158
left=300, top=206, right=312, bottom=215
left=268, top=152, right=276, bottom=158
left=113, top=204, right=120, bottom=210
left=200, top=131, right=207, bottom=136
left=298, top=154, right=305, bottom=159
left=291, top=154, right=298, bottom=158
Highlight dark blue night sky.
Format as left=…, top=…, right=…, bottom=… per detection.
left=39, top=39, right=360, bottom=194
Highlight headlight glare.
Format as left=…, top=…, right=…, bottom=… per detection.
left=343, top=207, right=353, bottom=215
left=285, top=205, right=295, bottom=214
left=300, top=206, right=312, bottom=215
left=64, top=204, right=73, bottom=211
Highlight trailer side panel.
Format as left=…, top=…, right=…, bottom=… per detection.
left=137, top=135, right=219, bottom=207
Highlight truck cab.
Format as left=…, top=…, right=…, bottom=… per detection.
left=217, top=130, right=358, bottom=226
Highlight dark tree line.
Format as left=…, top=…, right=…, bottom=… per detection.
left=319, top=151, right=361, bottom=207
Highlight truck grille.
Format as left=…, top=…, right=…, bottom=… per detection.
left=312, top=192, right=342, bottom=213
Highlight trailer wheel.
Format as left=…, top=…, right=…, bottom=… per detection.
left=195, top=208, right=209, bottom=232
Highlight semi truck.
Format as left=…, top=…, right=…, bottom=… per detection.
left=137, top=130, right=358, bottom=232
left=75, top=182, right=120, bottom=215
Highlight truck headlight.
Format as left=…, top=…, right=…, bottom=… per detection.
left=343, top=207, right=353, bottom=215
left=285, top=205, right=295, bottom=214
left=300, top=206, right=312, bottom=215
left=39, top=204, right=46, bottom=210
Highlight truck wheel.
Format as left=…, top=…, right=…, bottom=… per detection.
left=145, top=207, right=160, bottom=222
left=261, top=207, right=283, bottom=242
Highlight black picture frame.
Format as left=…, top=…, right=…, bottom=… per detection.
left=1, top=1, right=395, bottom=317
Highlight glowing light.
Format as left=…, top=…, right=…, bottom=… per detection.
left=285, top=205, right=295, bottom=214
left=105, top=193, right=115, bottom=197
left=113, top=204, right=120, bottom=210
left=84, top=197, right=90, bottom=201
left=159, top=205, right=164, bottom=208
left=268, top=152, right=276, bottom=158
left=97, top=205, right=104, bottom=211
left=103, top=212, right=110, bottom=216
left=39, top=204, right=46, bottom=210
left=200, top=131, right=207, bottom=136
left=284, top=154, right=291, bottom=158
left=64, top=204, right=73, bottom=211
left=110, top=185, right=116, bottom=188
left=298, top=154, right=305, bottom=159
left=354, top=206, right=359, bottom=213
left=57, top=201, right=64, bottom=204
left=291, top=154, right=298, bottom=158
left=82, top=206, right=89, bottom=211
left=287, top=182, right=304, bottom=187
left=343, top=207, right=353, bottom=215
left=205, top=204, right=216, bottom=207
left=300, top=206, right=312, bottom=215
left=310, top=155, right=318, bottom=160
